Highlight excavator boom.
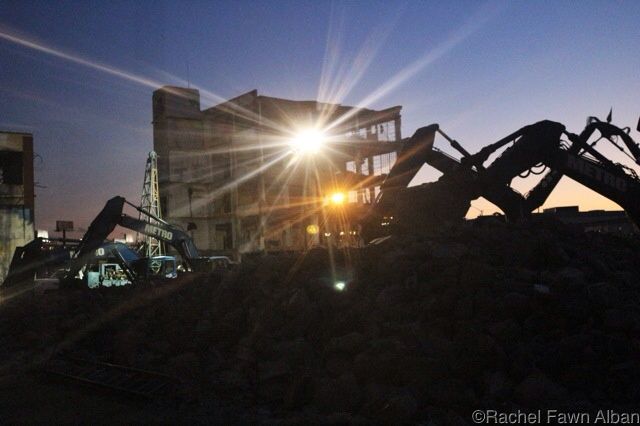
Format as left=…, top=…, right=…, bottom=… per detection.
left=70, top=196, right=203, bottom=280
left=367, top=115, right=640, bottom=238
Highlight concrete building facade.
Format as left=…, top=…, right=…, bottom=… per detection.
left=0, top=131, right=35, bottom=282
left=152, top=87, right=401, bottom=259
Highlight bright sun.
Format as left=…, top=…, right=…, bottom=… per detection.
left=289, top=129, right=326, bottom=154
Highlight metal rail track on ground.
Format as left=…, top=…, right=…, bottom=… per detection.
left=43, top=356, right=181, bottom=400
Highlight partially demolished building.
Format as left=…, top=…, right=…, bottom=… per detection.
left=0, top=131, right=35, bottom=282
left=152, top=86, right=401, bottom=258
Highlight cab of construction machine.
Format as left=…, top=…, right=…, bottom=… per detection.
left=83, top=242, right=139, bottom=288
left=130, top=255, right=177, bottom=280
left=84, top=245, right=178, bottom=287
left=86, top=262, right=130, bottom=288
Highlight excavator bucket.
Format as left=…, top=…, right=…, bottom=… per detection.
left=395, top=178, right=474, bottom=234
left=76, top=196, right=126, bottom=259
left=65, top=196, right=126, bottom=281
left=376, top=124, right=438, bottom=213
left=381, top=124, right=438, bottom=191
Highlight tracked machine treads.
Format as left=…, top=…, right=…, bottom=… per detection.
left=364, top=113, right=640, bottom=239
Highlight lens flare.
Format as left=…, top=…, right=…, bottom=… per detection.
left=330, top=192, right=345, bottom=205
left=289, top=129, right=326, bottom=154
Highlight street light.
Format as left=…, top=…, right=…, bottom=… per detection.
left=329, top=191, right=345, bottom=205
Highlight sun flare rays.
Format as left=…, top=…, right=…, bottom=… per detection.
left=0, top=3, right=504, bottom=284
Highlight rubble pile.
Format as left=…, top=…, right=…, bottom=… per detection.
left=3, top=220, right=640, bottom=423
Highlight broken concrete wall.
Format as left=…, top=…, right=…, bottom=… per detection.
left=0, top=132, right=35, bottom=283
left=0, top=207, right=34, bottom=283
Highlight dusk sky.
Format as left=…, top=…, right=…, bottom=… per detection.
left=0, top=0, right=639, bottom=235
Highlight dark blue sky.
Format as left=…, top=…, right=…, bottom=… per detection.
left=0, top=0, right=639, bottom=234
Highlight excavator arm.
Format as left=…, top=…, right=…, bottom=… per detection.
left=374, top=123, right=537, bottom=228
left=70, top=196, right=202, bottom=279
left=118, top=215, right=199, bottom=264
left=518, top=118, right=635, bottom=213
left=368, top=116, right=640, bottom=238
left=424, top=118, right=640, bottom=224
left=481, top=120, right=640, bottom=227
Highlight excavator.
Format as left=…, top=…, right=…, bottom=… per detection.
left=65, top=195, right=223, bottom=286
left=364, top=113, right=640, bottom=239
left=4, top=196, right=223, bottom=289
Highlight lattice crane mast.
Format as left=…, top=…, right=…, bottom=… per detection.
left=139, top=151, right=164, bottom=257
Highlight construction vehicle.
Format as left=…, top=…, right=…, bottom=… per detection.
left=65, top=195, right=225, bottom=286
left=3, top=196, right=224, bottom=289
left=81, top=242, right=151, bottom=288
left=2, top=237, right=80, bottom=288
left=364, top=113, right=640, bottom=239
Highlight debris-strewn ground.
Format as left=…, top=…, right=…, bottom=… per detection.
left=2, top=219, right=640, bottom=424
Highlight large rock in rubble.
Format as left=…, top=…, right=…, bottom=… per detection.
left=2, top=220, right=640, bottom=422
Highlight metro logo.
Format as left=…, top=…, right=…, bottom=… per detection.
left=144, top=223, right=173, bottom=241
left=566, top=154, right=627, bottom=192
